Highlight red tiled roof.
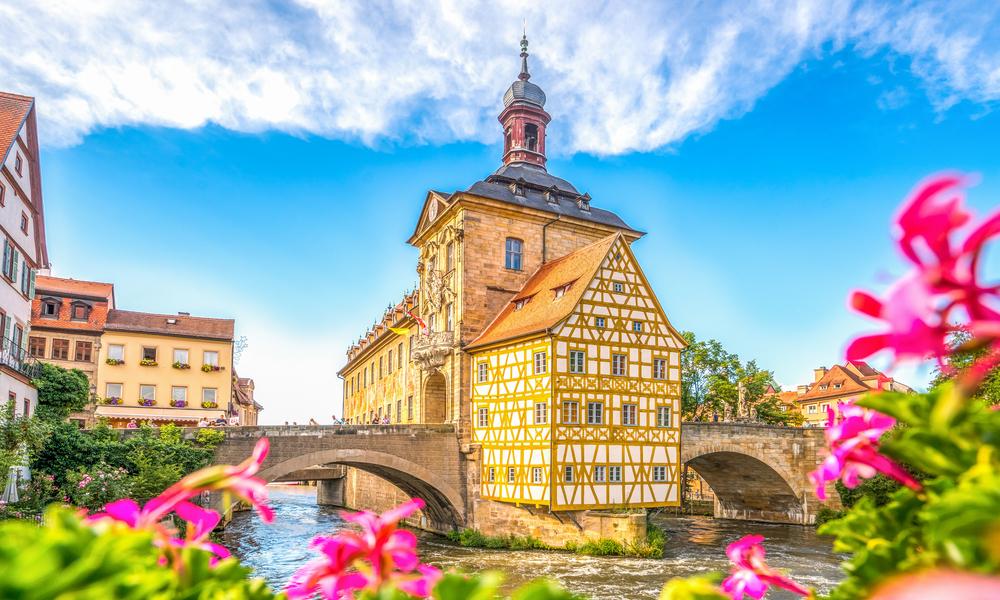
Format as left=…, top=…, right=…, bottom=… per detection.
left=467, top=234, right=619, bottom=349
left=105, top=309, right=234, bottom=340
left=798, top=364, right=876, bottom=402
left=35, top=275, right=114, bottom=302
left=0, top=92, right=32, bottom=162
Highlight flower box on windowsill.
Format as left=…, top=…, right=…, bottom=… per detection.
left=170, top=400, right=187, bottom=408
left=172, top=362, right=191, bottom=370
left=139, top=359, right=158, bottom=367
left=102, top=397, right=123, bottom=406
left=138, top=398, right=156, bottom=407
left=201, top=364, right=224, bottom=373
left=106, top=358, right=124, bottom=366
left=201, top=401, right=218, bottom=409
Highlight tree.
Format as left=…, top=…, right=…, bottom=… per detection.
left=0, top=400, right=48, bottom=478
left=931, top=328, right=1000, bottom=406
left=32, top=363, right=89, bottom=423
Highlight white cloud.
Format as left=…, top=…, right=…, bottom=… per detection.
left=1, top=1, right=997, bottom=152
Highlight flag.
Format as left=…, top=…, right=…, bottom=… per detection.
left=389, top=327, right=410, bottom=336
left=407, top=309, right=429, bottom=335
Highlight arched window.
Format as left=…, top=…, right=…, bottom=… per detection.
left=505, top=237, right=523, bottom=271
left=524, top=124, right=538, bottom=152
left=504, top=129, right=512, bottom=155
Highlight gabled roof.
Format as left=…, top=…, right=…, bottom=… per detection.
left=0, top=92, right=32, bottom=164
left=105, top=309, right=234, bottom=341
left=35, top=275, right=115, bottom=303
left=466, top=234, right=619, bottom=350
left=797, top=363, right=874, bottom=401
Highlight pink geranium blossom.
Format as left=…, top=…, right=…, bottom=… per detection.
left=86, top=437, right=272, bottom=567
left=810, top=403, right=921, bottom=500
left=847, top=173, right=1000, bottom=369
left=286, top=498, right=442, bottom=599
left=721, top=535, right=809, bottom=600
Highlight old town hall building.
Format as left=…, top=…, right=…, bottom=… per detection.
left=339, top=38, right=685, bottom=515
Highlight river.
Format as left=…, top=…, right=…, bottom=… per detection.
left=222, top=486, right=843, bottom=599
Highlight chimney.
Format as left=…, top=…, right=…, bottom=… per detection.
left=813, top=367, right=828, bottom=383
left=797, top=384, right=810, bottom=395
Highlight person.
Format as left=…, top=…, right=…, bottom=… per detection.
left=331, top=414, right=341, bottom=425
left=308, top=418, right=319, bottom=426
left=197, top=417, right=209, bottom=428
left=381, top=415, right=390, bottom=425
left=125, top=419, right=138, bottom=429
left=215, top=413, right=227, bottom=426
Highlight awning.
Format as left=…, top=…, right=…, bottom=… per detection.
left=95, top=406, right=226, bottom=422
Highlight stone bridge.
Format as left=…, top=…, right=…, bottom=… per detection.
left=208, top=422, right=834, bottom=529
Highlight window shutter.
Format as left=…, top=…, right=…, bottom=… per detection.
left=3, top=316, right=10, bottom=350
left=10, top=249, right=17, bottom=284
left=28, top=269, right=35, bottom=298
left=1, top=240, right=8, bottom=278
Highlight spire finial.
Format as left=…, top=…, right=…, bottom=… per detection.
left=519, top=31, right=530, bottom=81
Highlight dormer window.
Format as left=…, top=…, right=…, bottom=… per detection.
left=819, top=384, right=828, bottom=391
left=552, top=282, right=572, bottom=299
left=577, top=193, right=591, bottom=212
left=524, top=123, right=538, bottom=152
left=544, top=188, right=559, bottom=204
left=70, top=302, right=91, bottom=321
left=513, top=296, right=532, bottom=310
left=833, top=383, right=842, bottom=389
left=41, top=298, right=60, bottom=318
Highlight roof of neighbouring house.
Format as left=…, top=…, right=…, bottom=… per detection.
left=797, top=362, right=886, bottom=402
left=105, top=309, right=235, bottom=341
left=35, top=275, right=115, bottom=302
left=466, top=233, right=619, bottom=350
left=31, top=276, right=115, bottom=332
left=0, top=91, right=33, bottom=162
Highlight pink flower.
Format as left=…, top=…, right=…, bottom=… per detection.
left=286, top=499, right=442, bottom=599
left=810, top=403, right=921, bottom=500
left=721, top=535, right=809, bottom=600
left=86, top=437, right=271, bottom=567
left=870, top=569, right=1000, bottom=600
left=847, top=173, right=1000, bottom=370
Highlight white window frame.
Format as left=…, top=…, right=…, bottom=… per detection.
left=108, top=343, right=125, bottom=361
left=653, top=466, right=667, bottom=482
left=533, top=351, right=547, bottom=374
left=613, top=282, right=623, bottom=293
left=534, top=402, right=548, bottom=425
left=609, top=466, right=622, bottom=482
left=653, top=358, right=666, bottom=380
left=532, top=467, right=543, bottom=484
left=203, top=350, right=219, bottom=367
left=593, top=465, right=606, bottom=483
left=657, top=406, right=672, bottom=428
left=171, top=386, right=187, bottom=404
left=622, top=403, right=638, bottom=426
left=477, top=407, right=489, bottom=428
left=587, top=401, right=604, bottom=425
left=507, top=466, right=516, bottom=483
left=564, top=465, right=574, bottom=483
left=487, top=467, right=495, bottom=483
left=203, top=387, right=218, bottom=404
left=477, top=362, right=489, bottom=383
left=105, top=383, right=123, bottom=399
left=595, top=316, right=605, bottom=328
left=139, top=385, right=156, bottom=401
left=562, top=401, right=579, bottom=424
left=569, top=350, right=586, bottom=374
left=173, top=348, right=189, bottom=364
left=612, top=353, right=627, bottom=376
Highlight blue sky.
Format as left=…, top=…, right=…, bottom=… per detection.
left=5, top=1, right=999, bottom=423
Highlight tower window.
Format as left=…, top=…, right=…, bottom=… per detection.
left=524, top=124, right=538, bottom=152
left=504, top=238, right=523, bottom=271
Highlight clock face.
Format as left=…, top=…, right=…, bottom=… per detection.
left=429, top=201, right=438, bottom=220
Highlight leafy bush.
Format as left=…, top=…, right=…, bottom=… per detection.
left=446, top=528, right=549, bottom=550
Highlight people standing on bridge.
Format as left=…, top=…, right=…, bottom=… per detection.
left=125, top=419, right=138, bottom=429
left=308, top=418, right=319, bottom=426
left=197, top=417, right=209, bottom=427
left=331, top=414, right=341, bottom=425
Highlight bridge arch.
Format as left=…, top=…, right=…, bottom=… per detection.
left=258, top=448, right=465, bottom=530
left=682, top=442, right=806, bottom=524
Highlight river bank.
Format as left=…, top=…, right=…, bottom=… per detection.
left=222, top=486, right=842, bottom=599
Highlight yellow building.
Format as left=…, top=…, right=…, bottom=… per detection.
left=467, top=234, right=685, bottom=509
left=339, top=37, right=683, bottom=514
left=794, top=361, right=912, bottom=427
left=95, top=310, right=235, bottom=427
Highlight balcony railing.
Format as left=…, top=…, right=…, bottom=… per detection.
left=0, top=338, right=40, bottom=380
left=410, top=331, right=455, bottom=370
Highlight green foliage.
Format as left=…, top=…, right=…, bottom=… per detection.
left=658, top=574, right=726, bottom=600
left=931, top=329, right=1000, bottom=407
left=64, top=463, right=133, bottom=511
left=0, top=505, right=278, bottom=599
left=32, top=362, right=89, bottom=423
left=564, top=524, right=664, bottom=559
left=446, top=528, right=549, bottom=550
left=811, top=384, right=1000, bottom=600
left=0, top=399, right=49, bottom=477
left=195, top=427, right=226, bottom=448
left=814, top=506, right=844, bottom=526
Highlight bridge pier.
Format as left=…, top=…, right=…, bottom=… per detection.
left=317, top=479, right=345, bottom=507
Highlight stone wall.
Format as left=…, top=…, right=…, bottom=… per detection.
left=472, top=499, right=647, bottom=548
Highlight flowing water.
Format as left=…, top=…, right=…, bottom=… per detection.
left=222, top=486, right=842, bottom=599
